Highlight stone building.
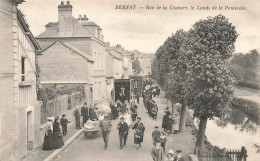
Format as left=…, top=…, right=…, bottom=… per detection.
left=140, top=53, right=155, bottom=76
left=39, top=41, right=94, bottom=104
left=0, top=0, right=42, bottom=160
left=36, top=1, right=108, bottom=104
left=106, top=45, right=124, bottom=100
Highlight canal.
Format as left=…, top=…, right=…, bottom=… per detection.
left=193, top=105, right=260, bottom=161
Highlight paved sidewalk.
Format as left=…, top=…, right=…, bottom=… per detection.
left=22, top=116, right=84, bottom=161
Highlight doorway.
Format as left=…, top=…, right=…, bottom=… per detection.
left=27, top=111, right=33, bottom=150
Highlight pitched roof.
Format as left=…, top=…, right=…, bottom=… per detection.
left=106, top=49, right=123, bottom=61
left=37, top=17, right=92, bottom=38
left=17, top=10, right=42, bottom=52
left=80, top=21, right=102, bottom=30
left=43, top=41, right=94, bottom=62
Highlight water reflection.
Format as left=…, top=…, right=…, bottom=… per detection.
left=216, top=106, right=258, bottom=134
left=201, top=105, right=260, bottom=161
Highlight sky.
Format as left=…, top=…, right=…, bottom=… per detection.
left=19, top=0, right=260, bottom=54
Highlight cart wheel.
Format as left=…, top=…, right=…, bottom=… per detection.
left=85, top=132, right=88, bottom=139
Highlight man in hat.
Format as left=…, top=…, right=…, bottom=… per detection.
left=81, top=102, right=88, bottom=126
left=173, top=150, right=185, bottom=161
left=90, top=106, right=98, bottom=121
left=100, top=115, right=112, bottom=150
left=117, top=116, right=129, bottom=149
left=151, top=141, right=164, bottom=161
left=152, top=126, right=161, bottom=146
left=74, top=107, right=81, bottom=129
left=132, top=117, right=145, bottom=149
left=162, top=111, right=170, bottom=132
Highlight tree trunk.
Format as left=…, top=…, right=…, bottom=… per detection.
left=195, top=116, right=208, bottom=149
left=166, top=99, right=171, bottom=110
left=179, top=103, right=187, bottom=132
left=170, top=100, right=177, bottom=116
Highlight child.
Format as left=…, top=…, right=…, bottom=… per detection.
left=60, top=114, right=69, bottom=136
left=165, top=149, right=174, bottom=161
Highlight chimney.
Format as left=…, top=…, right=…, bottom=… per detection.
left=58, top=1, right=73, bottom=35
left=77, top=15, right=82, bottom=21
left=83, top=14, right=88, bottom=21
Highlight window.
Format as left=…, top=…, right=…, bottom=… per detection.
left=21, top=57, right=26, bottom=82
left=99, top=53, right=101, bottom=69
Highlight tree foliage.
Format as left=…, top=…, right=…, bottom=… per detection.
left=132, top=58, right=142, bottom=74
left=184, top=15, right=238, bottom=119
left=227, top=49, right=259, bottom=86
left=163, top=30, right=188, bottom=103
left=151, top=15, right=238, bottom=149
left=38, top=84, right=85, bottom=107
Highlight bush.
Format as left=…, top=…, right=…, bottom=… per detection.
left=232, top=97, right=260, bottom=124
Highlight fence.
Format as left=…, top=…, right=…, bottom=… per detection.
left=195, top=147, right=247, bottom=161
left=40, top=91, right=85, bottom=124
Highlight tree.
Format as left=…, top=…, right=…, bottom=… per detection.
left=154, top=45, right=172, bottom=87
left=162, top=30, right=188, bottom=132
left=183, top=15, right=238, bottom=150
left=132, top=58, right=142, bottom=74
left=227, top=49, right=259, bottom=85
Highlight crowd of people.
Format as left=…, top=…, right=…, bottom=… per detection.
left=42, top=79, right=185, bottom=161
left=143, top=85, right=160, bottom=120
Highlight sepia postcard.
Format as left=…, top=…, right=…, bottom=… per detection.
left=0, top=0, right=259, bottom=161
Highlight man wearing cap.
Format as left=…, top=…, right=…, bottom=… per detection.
left=173, top=150, right=185, bottom=161
left=74, top=107, right=81, bottom=129
left=132, top=117, right=145, bottom=149
left=152, top=126, right=161, bottom=146
left=151, top=141, right=164, bottom=161
left=117, top=116, right=129, bottom=149
left=100, top=115, right=112, bottom=150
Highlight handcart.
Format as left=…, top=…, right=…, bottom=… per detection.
left=83, top=120, right=100, bottom=139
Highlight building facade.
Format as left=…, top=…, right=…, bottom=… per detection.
left=39, top=41, right=94, bottom=104
left=36, top=1, right=108, bottom=104
left=140, top=53, right=154, bottom=76
left=0, top=0, right=42, bottom=160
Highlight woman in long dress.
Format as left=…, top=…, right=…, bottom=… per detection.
left=53, top=117, right=64, bottom=149
left=172, top=114, right=179, bottom=134
left=43, top=117, right=54, bottom=150
left=132, top=117, right=145, bottom=149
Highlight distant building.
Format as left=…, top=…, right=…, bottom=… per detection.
left=0, top=0, right=42, bottom=160
left=140, top=53, right=155, bottom=76
left=36, top=1, right=107, bottom=103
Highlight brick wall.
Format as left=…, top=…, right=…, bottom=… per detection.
left=0, top=0, right=16, bottom=160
